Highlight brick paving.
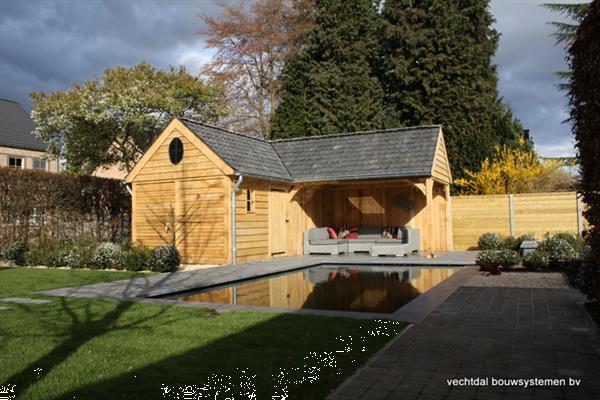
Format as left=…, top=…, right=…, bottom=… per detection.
left=328, top=286, right=600, bottom=400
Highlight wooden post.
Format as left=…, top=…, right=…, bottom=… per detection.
left=425, top=178, right=434, bottom=253
left=223, top=177, right=232, bottom=264
left=576, top=193, right=584, bottom=236
left=131, top=183, right=137, bottom=243
left=174, top=180, right=184, bottom=258
left=445, top=184, right=453, bottom=251
left=508, top=194, right=515, bottom=236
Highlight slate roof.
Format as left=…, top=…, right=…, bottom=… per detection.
left=180, top=118, right=440, bottom=183
left=0, top=99, right=47, bottom=152
left=272, top=127, right=440, bottom=182
left=181, top=119, right=293, bottom=181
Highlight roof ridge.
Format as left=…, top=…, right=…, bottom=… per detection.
left=269, top=125, right=441, bottom=143
left=179, top=117, right=268, bottom=143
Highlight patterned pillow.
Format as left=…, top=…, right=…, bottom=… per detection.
left=327, top=227, right=338, bottom=239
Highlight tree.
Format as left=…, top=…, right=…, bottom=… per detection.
left=200, top=0, right=314, bottom=138
left=379, top=0, right=507, bottom=180
left=270, top=0, right=384, bottom=138
left=454, top=143, right=576, bottom=195
left=31, top=62, right=221, bottom=174
left=569, top=0, right=600, bottom=298
left=544, top=2, right=590, bottom=91
left=491, top=100, right=533, bottom=152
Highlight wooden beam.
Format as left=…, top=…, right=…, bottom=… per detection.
left=426, top=178, right=434, bottom=253
left=445, top=184, right=454, bottom=251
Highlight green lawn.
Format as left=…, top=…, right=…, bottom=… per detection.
left=0, top=267, right=406, bottom=400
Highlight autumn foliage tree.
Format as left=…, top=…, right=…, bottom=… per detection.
left=31, top=62, right=221, bottom=174
left=455, top=142, right=576, bottom=195
left=200, top=0, right=313, bottom=138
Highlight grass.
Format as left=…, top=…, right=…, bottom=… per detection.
left=0, top=267, right=407, bottom=400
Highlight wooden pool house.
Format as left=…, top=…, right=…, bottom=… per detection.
left=125, top=118, right=453, bottom=265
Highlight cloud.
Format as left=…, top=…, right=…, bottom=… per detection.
left=0, top=0, right=223, bottom=108
left=490, top=0, right=587, bottom=157
left=0, top=0, right=586, bottom=158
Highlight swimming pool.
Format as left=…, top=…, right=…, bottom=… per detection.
left=176, top=265, right=460, bottom=314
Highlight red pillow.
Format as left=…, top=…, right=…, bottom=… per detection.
left=327, top=227, right=338, bottom=239
left=349, top=226, right=359, bottom=233
left=345, top=233, right=359, bottom=239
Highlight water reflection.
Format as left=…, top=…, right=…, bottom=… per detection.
left=179, top=266, right=459, bottom=313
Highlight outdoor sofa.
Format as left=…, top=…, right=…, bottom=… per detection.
left=303, top=226, right=420, bottom=256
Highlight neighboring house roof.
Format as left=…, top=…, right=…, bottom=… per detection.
left=0, top=98, right=47, bottom=152
left=180, top=118, right=442, bottom=183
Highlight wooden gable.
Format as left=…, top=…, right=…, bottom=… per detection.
left=430, top=128, right=452, bottom=185
left=126, top=118, right=234, bottom=183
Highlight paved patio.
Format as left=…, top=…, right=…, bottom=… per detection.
left=328, top=283, right=600, bottom=399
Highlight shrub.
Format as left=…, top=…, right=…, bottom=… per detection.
left=478, top=233, right=503, bottom=250
left=124, top=243, right=152, bottom=271
left=149, top=244, right=180, bottom=272
left=477, top=250, right=500, bottom=270
left=65, top=236, right=97, bottom=269
left=25, top=238, right=72, bottom=267
left=4, top=242, right=27, bottom=266
left=571, top=258, right=600, bottom=300
left=501, top=236, right=520, bottom=251
left=537, top=237, right=578, bottom=269
left=551, top=232, right=589, bottom=255
left=522, top=250, right=550, bottom=271
left=497, top=249, right=521, bottom=270
left=92, top=242, right=125, bottom=270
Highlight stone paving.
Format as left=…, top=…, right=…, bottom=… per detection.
left=0, top=297, right=52, bottom=304
left=328, top=286, right=600, bottom=400
left=465, top=272, right=570, bottom=289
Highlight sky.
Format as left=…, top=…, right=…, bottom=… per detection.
left=0, top=0, right=585, bottom=157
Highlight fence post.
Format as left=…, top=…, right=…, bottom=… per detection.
left=508, top=194, right=515, bottom=236
left=576, top=193, right=584, bottom=236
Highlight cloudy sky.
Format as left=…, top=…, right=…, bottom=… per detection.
left=0, top=0, right=584, bottom=157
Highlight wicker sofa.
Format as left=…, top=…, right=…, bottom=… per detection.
left=303, top=226, right=420, bottom=256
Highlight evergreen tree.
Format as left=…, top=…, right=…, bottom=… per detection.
left=271, top=0, right=384, bottom=138
left=543, top=2, right=589, bottom=91
left=380, top=0, right=501, bottom=179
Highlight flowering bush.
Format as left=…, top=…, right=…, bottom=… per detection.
left=92, top=242, right=126, bottom=270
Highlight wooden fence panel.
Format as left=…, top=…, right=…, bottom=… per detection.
left=452, top=194, right=511, bottom=250
left=451, top=191, right=584, bottom=250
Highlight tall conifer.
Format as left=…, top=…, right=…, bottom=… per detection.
left=271, top=0, right=384, bottom=138
left=380, top=0, right=501, bottom=177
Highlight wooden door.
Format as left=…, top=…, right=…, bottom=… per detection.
left=269, top=189, right=288, bottom=256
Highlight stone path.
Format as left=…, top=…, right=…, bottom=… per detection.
left=328, top=286, right=600, bottom=400
left=0, top=297, right=51, bottom=304
left=465, top=272, right=570, bottom=289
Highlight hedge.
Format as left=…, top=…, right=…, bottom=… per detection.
left=0, top=166, right=130, bottom=246
left=570, top=0, right=600, bottom=301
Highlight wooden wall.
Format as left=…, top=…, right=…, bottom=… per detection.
left=131, top=127, right=228, bottom=264
left=451, top=192, right=586, bottom=250
left=234, top=178, right=275, bottom=263
left=320, top=180, right=450, bottom=252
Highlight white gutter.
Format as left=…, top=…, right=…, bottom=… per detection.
left=231, top=175, right=243, bottom=265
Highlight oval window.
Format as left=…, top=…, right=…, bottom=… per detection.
left=169, top=138, right=184, bottom=165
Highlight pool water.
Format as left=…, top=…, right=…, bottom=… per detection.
left=177, top=265, right=460, bottom=314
